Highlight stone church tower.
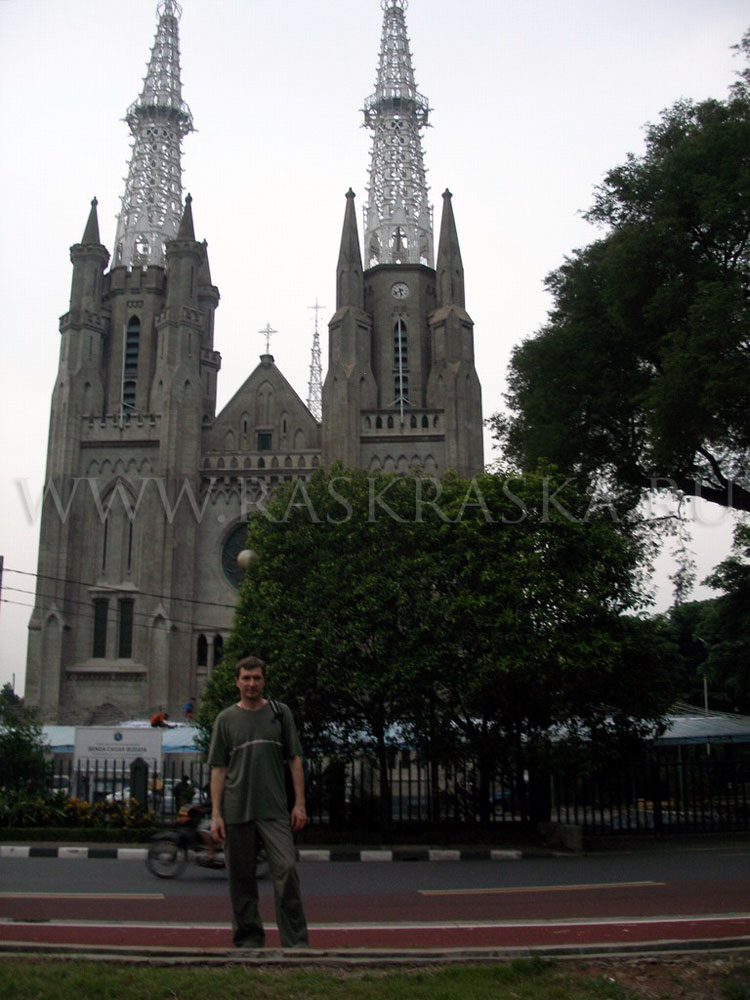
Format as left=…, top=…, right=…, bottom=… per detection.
left=323, top=0, right=483, bottom=477
left=25, top=0, right=482, bottom=724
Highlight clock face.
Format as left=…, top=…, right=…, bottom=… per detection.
left=221, top=522, right=249, bottom=589
left=391, top=281, right=410, bottom=299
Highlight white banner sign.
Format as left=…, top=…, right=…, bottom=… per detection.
left=74, top=727, right=163, bottom=767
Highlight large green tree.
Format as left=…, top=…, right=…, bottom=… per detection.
left=495, top=33, right=750, bottom=513
left=197, top=467, right=677, bottom=826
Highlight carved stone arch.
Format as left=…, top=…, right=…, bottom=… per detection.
left=423, top=454, right=437, bottom=475
left=244, top=457, right=252, bottom=468
left=149, top=611, right=170, bottom=709
left=294, top=428, right=305, bottom=449
left=224, top=429, right=236, bottom=451
left=284, top=455, right=293, bottom=468
left=139, top=458, right=153, bottom=475
left=203, top=457, right=212, bottom=469
left=230, top=457, right=239, bottom=469
left=87, top=459, right=101, bottom=476
left=312, top=456, right=319, bottom=467
left=297, top=456, right=306, bottom=468
left=217, top=457, right=225, bottom=469
left=271, top=456, right=279, bottom=468
left=397, top=454, right=409, bottom=473
left=256, top=380, right=275, bottom=425
left=382, top=455, right=395, bottom=474
left=369, top=456, right=383, bottom=472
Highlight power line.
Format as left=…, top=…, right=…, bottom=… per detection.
left=3, top=566, right=239, bottom=615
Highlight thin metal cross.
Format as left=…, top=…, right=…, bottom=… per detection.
left=259, top=322, right=277, bottom=355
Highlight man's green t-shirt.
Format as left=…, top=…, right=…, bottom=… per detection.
left=207, top=701, right=303, bottom=824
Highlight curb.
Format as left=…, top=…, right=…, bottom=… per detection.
left=2, top=939, right=749, bottom=966
left=1, top=845, right=524, bottom=862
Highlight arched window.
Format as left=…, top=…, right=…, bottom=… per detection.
left=197, top=634, right=208, bottom=667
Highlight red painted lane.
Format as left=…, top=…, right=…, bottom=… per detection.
left=3, top=878, right=749, bottom=926
left=2, top=916, right=750, bottom=951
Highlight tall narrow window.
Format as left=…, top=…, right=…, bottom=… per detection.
left=393, top=320, right=408, bottom=367
left=197, top=634, right=208, bottom=667
left=122, top=316, right=140, bottom=413
left=118, top=599, right=134, bottom=658
left=393, top=320, right=409, bottom=410
left=93, top=599, right=108, bottom=658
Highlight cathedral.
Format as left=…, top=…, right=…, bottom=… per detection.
left=24, top=0, right=483, bottom=724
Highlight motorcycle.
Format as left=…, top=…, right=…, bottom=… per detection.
left=146, top=803, right=268, bottom=879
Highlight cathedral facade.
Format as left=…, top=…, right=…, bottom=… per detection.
left=25, top=0, right=483, bottom=724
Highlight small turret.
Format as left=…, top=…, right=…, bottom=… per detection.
left=165, top=195, right=203, bottom=309
left=336, top=189, right=364, bottom=310
left=435, top=190, right=465, bottom=309
left=69, top=198, right=110, bottom=317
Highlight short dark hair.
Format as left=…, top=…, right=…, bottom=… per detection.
left=235, top=655, right=267, bottom=679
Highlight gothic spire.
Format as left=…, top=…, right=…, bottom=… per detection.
left=113, top=0, right=194, bottom=268
left=363, top=0, right=433, bottom=269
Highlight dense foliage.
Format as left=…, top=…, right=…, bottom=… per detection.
left=197, top=468, right=678, bottom=825
left=658, top=524, right=750, bottom=713
left=495, top=33, right=750, bottom=514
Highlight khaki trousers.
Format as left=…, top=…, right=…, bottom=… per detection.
left=224, top=819, right=309, bottom=948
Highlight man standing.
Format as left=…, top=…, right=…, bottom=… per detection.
left=208, top=655, right=309, bottom=949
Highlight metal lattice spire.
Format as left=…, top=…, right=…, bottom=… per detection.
left=306, top=300, right=325, bottom=421
left=113, top=0, right=194, bottom=268
left=363, top=0, right=433, bottom=268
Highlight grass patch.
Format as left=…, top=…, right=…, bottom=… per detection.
left=1, top=957, right=749, bottom=999
left=0, top=958, right=625, bottom=1000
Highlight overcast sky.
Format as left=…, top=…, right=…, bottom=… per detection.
left=0, top=0, right=746, bottom=697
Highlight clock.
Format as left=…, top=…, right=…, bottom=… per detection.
left=221, top=522, right=250, bottom=589
left=391, top=281, right=410, bottom=299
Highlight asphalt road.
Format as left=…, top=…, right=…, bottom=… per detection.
left=1, top=841, right=749, bottom=957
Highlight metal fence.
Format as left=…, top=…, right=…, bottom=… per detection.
left=7, top=750, right=750, bottom=835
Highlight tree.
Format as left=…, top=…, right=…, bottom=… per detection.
left=495, top=33, right=750, bottom=513
left=197, top=467, right=678, bottom=828
left=700, top=523, right=750, bottom=713
left=0, top=684, right=46, bottom=789
left=196, top=467, right=447, bottom=833
left=408, top=470, right=677, bottom=821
